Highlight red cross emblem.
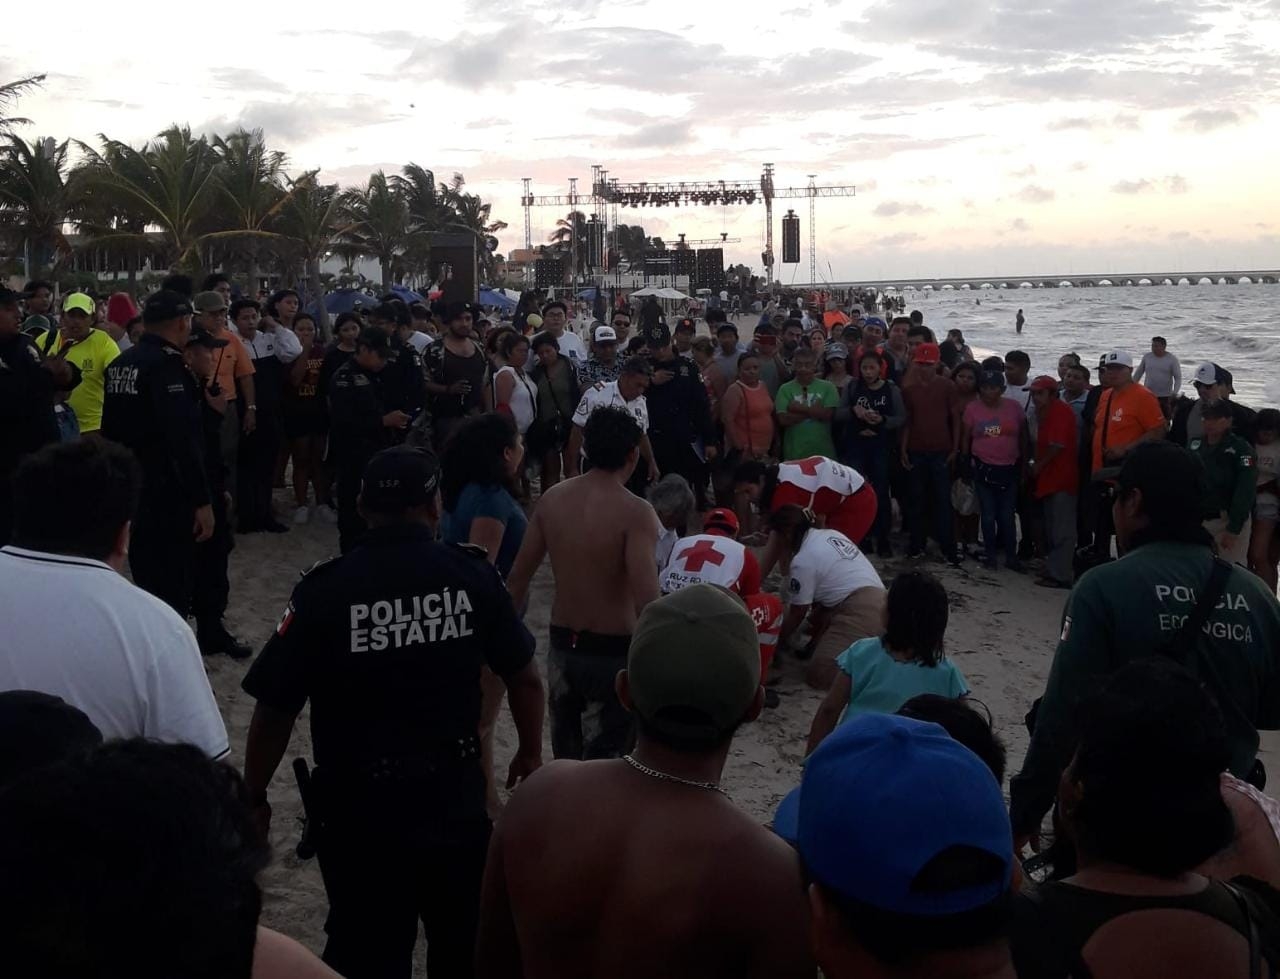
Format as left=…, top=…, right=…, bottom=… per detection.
left=677, top=539, right=726, bottom=572
left=794, top=457, right=824, bottom=476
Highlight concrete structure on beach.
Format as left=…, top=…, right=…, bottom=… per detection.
left=821, top=270, right=1280, bottom=291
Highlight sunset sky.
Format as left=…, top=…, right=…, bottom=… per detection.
left=2, top=0, right=1277, bottom=280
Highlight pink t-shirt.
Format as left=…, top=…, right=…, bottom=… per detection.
left=964, top=397, right=1024, bottom=467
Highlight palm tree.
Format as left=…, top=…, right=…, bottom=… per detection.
left=338, top=170, right=408, bottom=290
left=610, top=223, right=647, bottom=266
left=77, top=125, right=221, bottom=271
left=0, top=135, right=75, bottom=277
left=441, top=175, right=508, bottom=284
left=549, top=210, right=590, bottom=281
left=209, top=128, right=291, bottom=293
left=0, top=75, right=44, bottom=134
left=278, top=172, right=348, bottom=334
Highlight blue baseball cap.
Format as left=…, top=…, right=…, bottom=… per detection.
left=773, top=714, right=1012, bottom=917
left=862, top=316, right=887, bottom=329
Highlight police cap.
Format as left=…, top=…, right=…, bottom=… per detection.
left=142, top=289, right=194, bottom=325
left=360, top=446, right=442, bottom=515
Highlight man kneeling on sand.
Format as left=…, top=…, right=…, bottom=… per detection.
left=476, top=585, right=814, bottom=979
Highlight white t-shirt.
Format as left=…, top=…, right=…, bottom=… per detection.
left=787, top=530, right=884, bottom=608
left=495, top=365, right=538, bottom=434
left=554, top=330, right=588, bottom=362
left=572, top=380, right=649, bottom=433
left=660, top=534, right=748, bottom=593
left=655, top=526, right=679, bottom=571
left=0, top=546, right=229, bottom=758
left=777, top=457, right=866, bottom=499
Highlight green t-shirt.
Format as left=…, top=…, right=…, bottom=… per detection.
left=775, top=378, right=839, bottom=461
left=1009, top=540, right=1280, bottom=836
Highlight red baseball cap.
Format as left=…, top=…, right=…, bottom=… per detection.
left=703, top=508, right=740, bottom=538
left=1029, top=375, right=1059, bottom=392
left=913, top=342, right=941, bottom=365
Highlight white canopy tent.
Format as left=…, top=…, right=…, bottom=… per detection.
left=631, top=286, right=692, bottom=301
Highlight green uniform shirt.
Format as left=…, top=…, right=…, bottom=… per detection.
left=1010, top=540, right=1280, bottom=836
left=1192, top=432, right=1257, bottom=534
left=775, top=378, right=839, bottom=461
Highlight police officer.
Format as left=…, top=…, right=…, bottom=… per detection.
left=641, top=318, right=717, bottom=505
left=328, top=328, right=406, bottom=553
left=1011, top=441, right=1280, bottom=853
left=181, top=324, right=252, bottom=659
left=101, top=290, right=213, bottom=615
left=367, top=300, right=425, bottom=426
left=240, top=445, right=545, bottom=979
left=1192, top=398, right=1258, bottom=567
left=0, top=286, right=67, bottom=545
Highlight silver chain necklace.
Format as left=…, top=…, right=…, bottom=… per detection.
left=622, top=754, right=726, bottom=795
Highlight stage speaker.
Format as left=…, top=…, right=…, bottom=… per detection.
left=428, top=233, right=477, bottom=302
left=534, top=258, right=564, bottom=289
left=673, top=249, right=697, bottom=276
left=781, top=211, right=801, bottom=265
left=695, top=248, right=725, bottom=290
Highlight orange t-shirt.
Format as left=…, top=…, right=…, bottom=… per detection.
left=721, top=380, right=775, bottom=456
left=211, top=327, right=255, bottom=400
left=1092, top=382, right=1164, bottom=470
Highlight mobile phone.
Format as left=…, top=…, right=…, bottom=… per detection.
left=1020, top=852, right=1054, bottom=884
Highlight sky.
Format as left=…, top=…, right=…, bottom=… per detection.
left=2, top=0, right=1278, bottom=281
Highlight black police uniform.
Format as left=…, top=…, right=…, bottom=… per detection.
left=381, top=333, right=425, bottom=423
left=646, top=348, right=716, bottom=503
left=242, top=524, right=535, bottom=979
left=101, top=332, right=209, bottom=616
left=191, top=384, right=236, bottom=648
left=0, top=330, right=59, bottom=544
left=327, top=359, right=395, bottom=553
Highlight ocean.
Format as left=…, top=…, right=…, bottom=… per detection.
left=897, top=285, right=1280, bottom=409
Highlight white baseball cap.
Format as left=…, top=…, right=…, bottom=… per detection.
left=1193, top=362, right=1217, bottom=386
left=593, top=324, right=618, bottom=343
left=1101, top=350, right=1133, bottom=370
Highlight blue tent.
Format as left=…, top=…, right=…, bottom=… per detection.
left=478, top=288, right=516, bottom=310
left=577, top=287, right=601, bottom=299
left=324, top=289, right=374, bottom=315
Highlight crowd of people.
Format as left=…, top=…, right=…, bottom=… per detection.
left=2, top=272, right=1280, bottom=979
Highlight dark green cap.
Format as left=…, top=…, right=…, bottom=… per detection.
left=627, top=584, right=761, bottom=742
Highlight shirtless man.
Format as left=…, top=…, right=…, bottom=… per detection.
left=508, top=406, right=660, bottom=759
left=477, top=585, right=813, bottom=979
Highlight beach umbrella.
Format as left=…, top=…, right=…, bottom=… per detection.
left=388, top=284, right=424, bottom=305
left=479, top=288, right=516, bottom=310
left=324, top=288, right=374, bottom=315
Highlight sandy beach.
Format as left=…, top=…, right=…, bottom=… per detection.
left=208, top=486, right=1069, bottom=957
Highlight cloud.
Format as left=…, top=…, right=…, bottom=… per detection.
left=627, top=119, right=695, bottom=148
left=1016, top=184, right=1055, bottom=204
left=1009, top=164, right=1036, bottom=178
left=1068, top=161, right=1090, bottom=172
left=873, top=200, right=934, bottom=217
left=395, top=22, right=532, bottom=90
left=1179, top=107, right=1256, bottom=132
left=1009, top=218, right=1031, bottom=232
left=878, top=232, right=924, bottom=248
left=465, top=116, right=510, bottom=130
left=208, top=68, right=289, bottom=94
left=200, top=97, right=400, bottom=144
left=1110, top=174, right=1190, bottom=195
